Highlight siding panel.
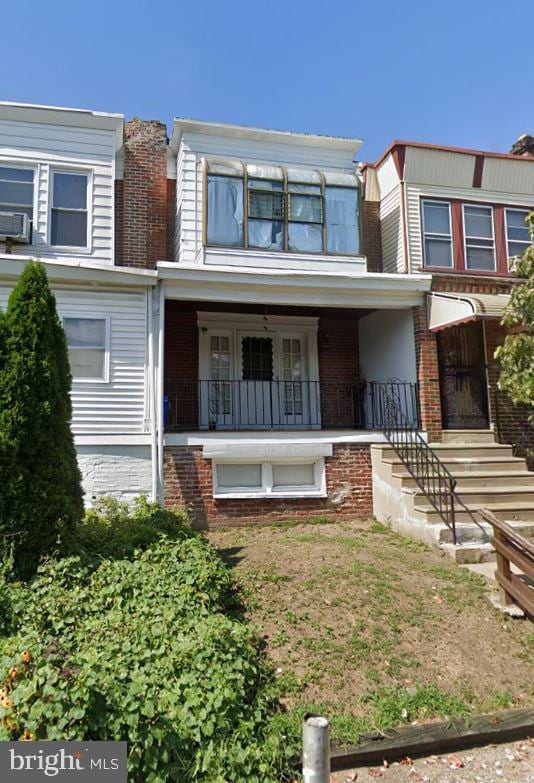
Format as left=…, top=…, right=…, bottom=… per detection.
left=0, top=286, right=147, bottom=434
left=0, top=119, right=116, bottom=264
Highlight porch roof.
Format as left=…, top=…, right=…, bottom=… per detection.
left=428, top=292, right=510, bottom=331
left=158, top=263, right=431, bottom=309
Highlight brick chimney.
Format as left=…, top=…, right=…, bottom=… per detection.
left=116, top=118, right=171, bottom=268
left=510, top=134, right=534, bottom=157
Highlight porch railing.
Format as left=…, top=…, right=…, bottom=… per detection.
left=164, top=380, right=420, bottom=433
left=374, top=383, right=458, bottom=544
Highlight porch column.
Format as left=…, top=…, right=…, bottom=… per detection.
left=413, top=305, right=442, bottom=442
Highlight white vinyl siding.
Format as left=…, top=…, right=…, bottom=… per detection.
left=380, top=185, right=404, bottom=273
left=0, top=285, right=148, bottom=434
left=0, top=118, right=115, bottom=263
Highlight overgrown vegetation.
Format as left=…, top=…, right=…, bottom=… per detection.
left=496, top=210, right=534, bottom=409
left=0, top=501, right=295, bottom=783
left=0, top=261, right=83, bottom=578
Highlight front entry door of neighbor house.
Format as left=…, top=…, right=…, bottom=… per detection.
left=437, top=321, right=489, bottom=429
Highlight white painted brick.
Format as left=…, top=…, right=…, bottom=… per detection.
left=76, top=446, right=152, bottom=505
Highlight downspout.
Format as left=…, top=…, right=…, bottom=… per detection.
left=157, top=282, right=165, bottom=503
left=148, top=287, right=158, bottom=502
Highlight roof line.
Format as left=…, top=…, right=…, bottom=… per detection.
left=362, top=139, right=534, bottom=170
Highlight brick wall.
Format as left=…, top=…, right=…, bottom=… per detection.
left=164, top=443, right=373, bottom=526
left=117, top=118, right=169, bottom=268
left=413, top=305, right=442, bottom=441
left=361, top=200, right=382, bottom=273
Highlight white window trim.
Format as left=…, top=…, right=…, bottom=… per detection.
left=504, top=207, right=532, bottom=260
left=0, top=161, right=38, bottom=235
left=62, top=313, right=110, bottom=384
left=48, top=167, right=93, bottom=252
left=421, top=199, right=453, bottom=268
left=213, top=457, right=326, bottom=499
left=462, top=203, right=496, bottom=271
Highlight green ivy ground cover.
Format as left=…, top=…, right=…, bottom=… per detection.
left=0, top=501, right=296, bottom=782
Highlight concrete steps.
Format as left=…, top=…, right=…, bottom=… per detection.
left=371, top=429, right=534, bottom=564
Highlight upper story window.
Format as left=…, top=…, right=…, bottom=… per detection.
left=63, top=316, right=108, bottom=382
left=505, top=209, right=531, bottom=259
left=51, top=171, right=88, bottom=247
left=421, top=200, right=453, bottom=267
left=206, top=167, right=360, bottom=256
left=0, top=166, right=34, bottom=220
left=463, top=204, right=495, bottom=271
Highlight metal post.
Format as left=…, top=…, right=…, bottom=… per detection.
left=302, top=715, right=330, bottom=783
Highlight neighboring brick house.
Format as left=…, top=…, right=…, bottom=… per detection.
left=363, top=140, right=534, bottom=447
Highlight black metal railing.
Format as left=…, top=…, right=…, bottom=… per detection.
left=164, top=380, right=420, bottom=433
left=375, top=383, right=458, bottom=543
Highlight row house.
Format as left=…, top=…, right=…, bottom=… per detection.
left=0, top=102, right=532, bottom=556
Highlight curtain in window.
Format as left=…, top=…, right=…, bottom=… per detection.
left=325, top=187, right=359, bottom=254
left=248, top=179, right=284, bottom=250
left=288, top=183, right=323, bottom=253
left=207, top=175, right=244, bottom=246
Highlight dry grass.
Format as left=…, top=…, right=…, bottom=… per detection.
left=209, top=517, right=534, bottom=741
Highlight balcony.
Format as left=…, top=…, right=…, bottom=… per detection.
left=164, top=380, right=420, bottom=432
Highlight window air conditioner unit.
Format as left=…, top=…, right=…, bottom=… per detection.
left=0, top=211, right=31, bottom=243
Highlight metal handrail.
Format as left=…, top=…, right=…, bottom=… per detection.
left=376, top=385, right=458, bottom=544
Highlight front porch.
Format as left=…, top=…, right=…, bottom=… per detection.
left=163, top=300, right=420, bottom=434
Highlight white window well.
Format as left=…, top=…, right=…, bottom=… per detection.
left=63, top=315, right=109, bottom=382
left=213, top=459, right=325, bottom=498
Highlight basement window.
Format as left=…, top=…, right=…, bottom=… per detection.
left=213, top=459, right=325, bottom=498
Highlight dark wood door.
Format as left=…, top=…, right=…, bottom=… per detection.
left=437, top=322, right=489, bottom=429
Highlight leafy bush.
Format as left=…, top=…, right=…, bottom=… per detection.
left=0, top=261, right=83, bottom=579
left=0, top=516, right=294, bottom=782
left=72, top=496, right=192, bottom=560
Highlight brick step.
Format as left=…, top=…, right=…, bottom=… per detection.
left=413, top=501, right=534, bottom=524
left=410, top=485, right=534, bottom=506
left=441, top=429, right=496, bottom=444
left=383, top=456, right=526, bottom=474
left=394, top=470, right=534, bottom=489
left=379, top=443, right=514, bottom=461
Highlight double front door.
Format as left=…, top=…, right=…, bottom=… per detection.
left=200, top=328, right=316, bottom=429
left=437, top=322, right=489, bottom=429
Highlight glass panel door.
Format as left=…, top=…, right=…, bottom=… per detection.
left=238, top=332, right=275, bottom=428
left=200, top=332, right=234, bottom=429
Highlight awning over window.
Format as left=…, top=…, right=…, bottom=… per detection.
left=428, top=292, right=510, bottom=331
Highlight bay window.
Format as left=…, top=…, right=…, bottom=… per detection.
left=463, top=204, right=496, bottom=271
left=505, top=209, right=531, bottom=260
left=206, top=166, right=360, bottom=255
left=421, top=200, right=453, bottom=267
left=206, top=174, right=243, bottom=247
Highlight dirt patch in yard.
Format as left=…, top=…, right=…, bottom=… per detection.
left=208, top=518, right=533, bottom=740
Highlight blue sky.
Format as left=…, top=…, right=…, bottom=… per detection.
left=1, top=0, right=532, bottom=161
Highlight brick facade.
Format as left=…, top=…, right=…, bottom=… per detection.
left=412, top=272, right=528, bottom=445
left=413, top=304, right=442, bottom=441
left=117, top=118, right=169, bottom=268
left=361, top=200, right=382, bottom=273
left=163, top=443, right=373, bottom=527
